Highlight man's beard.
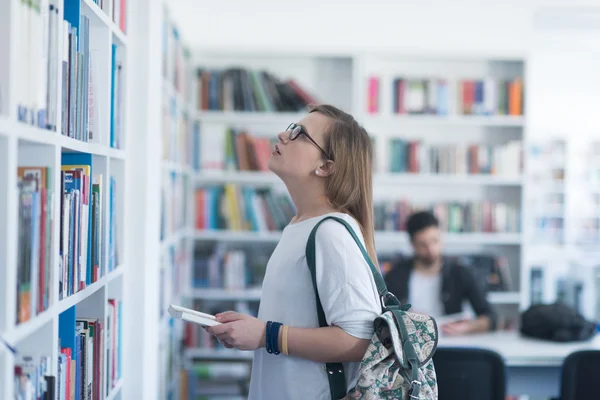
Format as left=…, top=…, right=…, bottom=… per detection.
left=418, top=256, right=439, bottom=268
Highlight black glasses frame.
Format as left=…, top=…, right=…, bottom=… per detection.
left=286, top=123, right=330, bottom=160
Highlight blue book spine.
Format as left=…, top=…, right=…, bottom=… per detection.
left=58, top=305, right=77, bottom=356
left=63, top=0, right=81, bottom=31
left=206, top=187, right=215, bottom=229
left=63, top=153, right=93, bottom=285
left=475, top=80, right=484, bottom=115
left=243, top=188, right=257, bottom=231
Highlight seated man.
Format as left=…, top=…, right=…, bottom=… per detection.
left=384, top=211, right=497, bottom=335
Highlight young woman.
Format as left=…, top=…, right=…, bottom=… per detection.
left=206, top=104, right=381, bottom=399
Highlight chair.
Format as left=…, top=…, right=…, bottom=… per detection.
left=432, top=347, right=506, bottom=400
left=560, top=350, right=600, bottom=400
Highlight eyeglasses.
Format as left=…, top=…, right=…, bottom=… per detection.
left=286, top=123, right=330, bottom=159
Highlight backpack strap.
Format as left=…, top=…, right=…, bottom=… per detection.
left=391, top=309, right=422, bottom=398
left=305, top=216, right=400, bottom=399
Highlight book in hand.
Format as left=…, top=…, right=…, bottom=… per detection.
left=168, top=304, right=221, bottom=327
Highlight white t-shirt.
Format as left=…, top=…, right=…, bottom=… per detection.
left=248, top=212, right=381, bottom=400
left=408, top=271, right=444, bottom=319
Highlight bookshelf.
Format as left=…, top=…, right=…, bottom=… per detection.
left=0, top=0, right=127, bottom=398
left=157, top=7, right=194, bottom=400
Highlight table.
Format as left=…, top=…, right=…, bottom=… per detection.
left=437, top=331, right=600, bottom=398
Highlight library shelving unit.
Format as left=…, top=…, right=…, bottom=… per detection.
left=518, top=31, right=600, bottom=324
left=185, top=48, right=527, bottom=388
left=157, top=7, right=194, bottom=400
left=0, top=0, right=127, bottom=398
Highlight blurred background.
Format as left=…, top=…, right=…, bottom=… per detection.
left=2, top=0, right=600, bottom=399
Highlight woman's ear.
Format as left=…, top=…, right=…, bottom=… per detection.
left=316, top=160, right=335, bottom=177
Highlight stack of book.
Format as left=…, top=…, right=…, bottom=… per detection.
left=196, top=68, right=317, bottom=112
left=365, top=75, right=524, bottom=116
left=457, top=78, right=524, bottom=116
left=58, top=153, right=118, bottom=300
left=374, top=199, right=521, bottom=234
left=13, top=356, right=54, bottom=400
left=16, top=167, right=53, bottom=323
left=14, top=0, right=62, bottom=130
left=195, top=185, right=295, bottom=232
left=57, top=302, right=122, bottom=400
left=389, top=139, right=522, bottom=176
left=199, top=127, right=274, bottom=172
left=160, top=171, right=189, bottom=241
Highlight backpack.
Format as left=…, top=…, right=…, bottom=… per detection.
left=306, top=216, right=439, bottom=400
left=520, top=302, right=597, bottom=342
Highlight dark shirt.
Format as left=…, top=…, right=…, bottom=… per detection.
left=384, top=256, right=497, bottom=330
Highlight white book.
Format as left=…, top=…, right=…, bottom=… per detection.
left=484, top=78, right=496, bottom=116
left=39, top=0, right=49, bottom=128
left=168, top=304, right=221, bottom=327
left=20, top=0, right=30, bottom=120
left=62, top=192, right=70, bottom=299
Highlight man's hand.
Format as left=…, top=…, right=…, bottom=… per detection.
left=441, top=320, right=473, bottom=336
left=205, top=311, right=266, bottom=351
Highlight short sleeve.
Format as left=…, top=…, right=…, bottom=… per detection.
left=313, top=218, right=381, bottom=340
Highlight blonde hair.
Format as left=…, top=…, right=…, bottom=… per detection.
left=309, top=104, right=378, bottom=267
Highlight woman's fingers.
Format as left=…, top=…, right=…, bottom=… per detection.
left=215, top=311, right=243, bottom=323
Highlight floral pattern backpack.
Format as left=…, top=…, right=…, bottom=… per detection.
left=306, top=217, right=439, bottom=400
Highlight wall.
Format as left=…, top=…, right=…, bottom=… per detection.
left=168, top=0, right=600, bottom=56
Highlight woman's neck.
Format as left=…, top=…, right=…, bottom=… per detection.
left=286, top=181, right=338, bottom=223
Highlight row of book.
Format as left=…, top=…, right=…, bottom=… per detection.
left=458, top=78, right=523, bottom=116
left=193, top=247, right=250, bottom=290
left=162, top=17, right=192, bottom=104
left=195, top=185, right=296, bottom=232
left=162, top=96, right=193, bottom=165
left=15, top=0, right=61, bottom=130
left=374, top=200, right=521, bottom=234
left=389, top=139, right=522, bottom=176
left=88, top=0, right=127, bottom=33
left=159, top=242, right=188, bottom=320
left=13, top=301, right=122, bottom=400
left=366, top=76, right=524, bottom=116
left=13, top=356, right=53, bottom=400
left=160, top=171, right=190, bottom=241
left=62, top=4, right=125, bottom=146
left=369, top=78, right=451, bottom=116
left=196, top=67, right=318, bottom=112
left=57, top=302, right=122, bottom=400
left=198, top=126, right=275, bottom=172
left=59, top=154, right=119, bottom=299
left=15, top=0, right=126, bottom=146
left=193, top=185, right=521, bottom=235
left=61, top=12, right=94, bottom=142
left=16, top=167, right=54, bottom=323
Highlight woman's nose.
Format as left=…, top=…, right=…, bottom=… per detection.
left=277, top=130, right=289, bottom=143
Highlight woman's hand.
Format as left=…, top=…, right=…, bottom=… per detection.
left=206, top=311, right=267, bottom=351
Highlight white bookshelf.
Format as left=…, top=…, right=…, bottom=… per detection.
left=157, top=6, right=194, bottom=400
left=0, top=0, right=127, bottom=398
